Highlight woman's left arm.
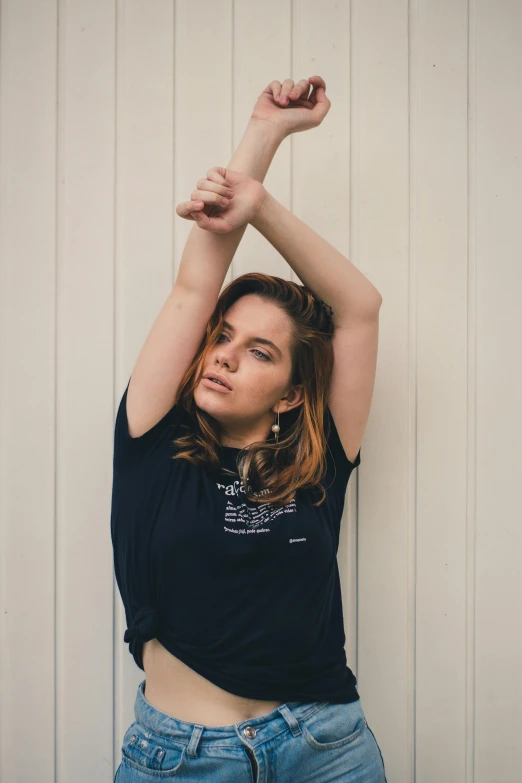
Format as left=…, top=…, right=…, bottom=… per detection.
left=251, top=191, right=382, bottom=326
left=251, top=190, right=381, bottom=462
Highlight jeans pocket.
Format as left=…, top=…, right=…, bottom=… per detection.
left=301, top=699, right=367, bottom=750
left=121, top=721, right=188, bottom=777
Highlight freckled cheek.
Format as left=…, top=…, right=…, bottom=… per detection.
left=241, top=377, right=280, bottom=404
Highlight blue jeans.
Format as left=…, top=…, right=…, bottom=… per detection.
left=114, top=679, right=387, bottom=782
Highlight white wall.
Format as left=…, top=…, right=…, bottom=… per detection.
left=1, top=1, right=521, bottom=781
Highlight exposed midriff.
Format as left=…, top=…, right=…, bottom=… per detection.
left=142, top=638, right=285, bottom=727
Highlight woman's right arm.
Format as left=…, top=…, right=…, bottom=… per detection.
left=126, top=119, right=285, bottom=438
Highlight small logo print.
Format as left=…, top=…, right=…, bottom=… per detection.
left=289, top=538, right=307, bottom=543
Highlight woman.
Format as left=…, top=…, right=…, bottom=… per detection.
left=112, top=76, right=386, bottom=782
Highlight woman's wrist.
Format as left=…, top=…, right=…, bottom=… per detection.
left=226, top=119, right=286, bottom=185
left=247, top=116, right=289, bottom=141
left=251, top=189, right=276, bottom=231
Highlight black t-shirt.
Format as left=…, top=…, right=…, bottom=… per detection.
left=110, top=377, right=361, bottom=703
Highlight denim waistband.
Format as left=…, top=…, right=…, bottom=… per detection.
left=134, top=679, right=330, bottom=756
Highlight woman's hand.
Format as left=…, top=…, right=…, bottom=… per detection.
left=176, top=167, right=267, bottom=234
left=250, top=75, right=331, bottom=137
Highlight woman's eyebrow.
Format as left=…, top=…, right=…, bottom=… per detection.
left=222, top=320, right=282, bottom=358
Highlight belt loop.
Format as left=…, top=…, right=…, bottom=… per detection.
left=186, top=724, right=204, bottom=758
left=276, top=704, right=302, bottom=737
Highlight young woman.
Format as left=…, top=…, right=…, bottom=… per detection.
left=112, top=76, right=386, bottom=782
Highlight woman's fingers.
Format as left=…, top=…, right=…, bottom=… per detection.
left=269, top=80, right=282, bottom=102
left=189, top=210, right=229, bottom=234
left=177, top=188, right=232, bottom=220
left=287, top=79, right=310, bottom=101
left=307, top=75, right=327, bottom=105
left=267, top=76, right=324, bottom=105
left=191, top=189, right=231, bottom=208
left=275, top=78, right=315, bottom=105
left=193, top=168, right=234, bottom=209
left=176, top=166, right=237, bottom=220
left=277, top=78, right=295, bottom=104
left=191, top=177, right=234, bottom=203
left=189, top=209, right=209, bottom=225
left=206, top=166, right=232, bottom=187
left=176, top=199, right=205, bottom=218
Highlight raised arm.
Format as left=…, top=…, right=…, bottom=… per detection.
left=126, top=119, right=284, bottom=438
left=126, top=76, right=332, bottom=437
left=250, top=191, right=382, bottom=466
left=174, top=119, right=284, bottom=297
left=175, top=74, right=331, bottom=295
left=250, top=191, right=382, bottom=325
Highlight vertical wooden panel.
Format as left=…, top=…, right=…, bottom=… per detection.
left=0, top=1, right=59, bottom=781
left=57, top=1, right=116, bottom=781
left=351, top=2, right=412, bottom=780
left=233, top=0, right=292, bottom=277
left=474, top=1, right=522, bottom=781
left=415, top=1, right=470, bottom=781
left=174, top=0, right=234, bottom=293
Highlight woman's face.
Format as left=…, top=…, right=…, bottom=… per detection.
left=193, top=294, right=304, bottom=448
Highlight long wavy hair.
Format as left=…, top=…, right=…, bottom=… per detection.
left=170, top=272, right=336, bottom=508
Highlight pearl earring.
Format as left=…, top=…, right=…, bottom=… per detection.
left=271, top=408, right=280, bottom=443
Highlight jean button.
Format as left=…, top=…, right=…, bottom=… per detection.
left=242, top=725, right=257, bottom=739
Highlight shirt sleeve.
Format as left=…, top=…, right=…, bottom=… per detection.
left=113, top=377, right=192, bottom=470
left=323, top=405, right=361, bottom=493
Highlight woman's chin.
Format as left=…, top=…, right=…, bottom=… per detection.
left=194, top=387, right=229, bottom=413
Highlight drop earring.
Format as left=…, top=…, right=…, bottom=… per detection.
left=271, top=408, right=280, bottom=443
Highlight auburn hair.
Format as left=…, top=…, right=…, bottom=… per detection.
left=170, top=272, right=337, bottom=508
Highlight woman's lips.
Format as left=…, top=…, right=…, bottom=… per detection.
left=202, top=377, right=232, bottom=392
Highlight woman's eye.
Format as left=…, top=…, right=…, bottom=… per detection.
left=217, top=333, right=269, bottom=361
